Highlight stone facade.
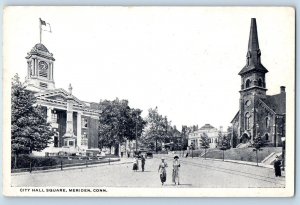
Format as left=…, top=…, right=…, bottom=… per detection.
left=24, top=43, right=100, bottom=156
left=231, top=18, right=286, bottom=148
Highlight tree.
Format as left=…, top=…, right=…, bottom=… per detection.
left=11, top=74, right=54, bottom=167
left=142, top=107, right=168, bottom=153
left=98, top=98, right=146, bottom=155
left=200, top=133, right=210, bottom=159
left=181, top=126, right=189, bottom=150
left=252, top=134, right=266, bottom=166
left=218, top=133, right=231, bottom=161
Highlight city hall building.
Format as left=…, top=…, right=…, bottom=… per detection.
left=24, top=43, right=100, bottom=155
left=231, top=18, right=286, bottom=148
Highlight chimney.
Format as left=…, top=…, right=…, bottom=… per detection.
left=280, top=86, right=286, bottom=93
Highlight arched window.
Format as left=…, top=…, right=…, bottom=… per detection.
left=265, top=117, right=270, bottom=128
left=245, top=79, right=251, bottom=88
left=258, top=78, right=263, bottom=87
left=265, top=133, right=269, bottom=141
left=245, top=112, right=251, bottom=130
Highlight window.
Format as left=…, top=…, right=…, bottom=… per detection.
left=81, top=132, right=88, bottom=146
left=265, top=117, right=270, bottom=128
left=258, top=78, right=263, bottom=87
left=82, top=118, right=88, bottom=128
left=69, top=141, right=74, bottom=146
left=245, top=112, right=251, bottom=130
left=245, top=79, right=251, bottom=88
left=40, top=82, right=48, bottom=88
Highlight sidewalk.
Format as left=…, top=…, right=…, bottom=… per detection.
left=157, top=153, right=275, bottom=169
left=204, top=157, right=274, bottom=169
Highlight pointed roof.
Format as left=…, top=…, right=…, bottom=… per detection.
left=248, top=18, right=259, bottom=52
left=239, top=18, right=268, bottom=75
left=26, top=43, right=55, bottom=61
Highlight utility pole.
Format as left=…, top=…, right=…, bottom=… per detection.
left=135, top=113, right=138, bottom=153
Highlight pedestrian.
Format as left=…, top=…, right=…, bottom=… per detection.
left=172, top=156, right=180, bottom=185
left=158, top=157, right=168, bottom=185
left=133, top=156, right=139, bottom=172
left=141, top=155, right=146, bottom=172
left=185, top=152, right=189, bottom=158
left=274, top=156, right=282, bottom=177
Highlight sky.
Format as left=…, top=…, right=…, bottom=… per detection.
left=3, top=7, right=294, bottom=130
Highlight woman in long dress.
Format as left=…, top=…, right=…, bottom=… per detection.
left=158, top=158, right=168, bottom=185
left=133, top=156, right=139, bottom=172
left=274, top=156, right=282, bottom=177
left=172, top=156, right=180, bottom=185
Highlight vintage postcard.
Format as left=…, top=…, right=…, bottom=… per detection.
left=2, top=6, right=295, bottom=197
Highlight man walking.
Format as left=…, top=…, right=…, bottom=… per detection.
left=141, top=155, right=146, bottom=172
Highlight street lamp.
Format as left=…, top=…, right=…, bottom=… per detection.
left=281, top=136, right=286, bottom=171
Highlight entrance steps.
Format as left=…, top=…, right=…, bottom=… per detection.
left=262, top=152, right=282, bottom=165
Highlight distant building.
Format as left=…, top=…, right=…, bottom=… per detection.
left=188, top=124, right=227, bottom=149
left=231, top=18, right=286, bottom=148
left=24, top=43, right=100, bottom=155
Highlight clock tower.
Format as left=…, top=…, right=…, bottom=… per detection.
left=24, top=43, right=55, bottom=92
left=238, top=18, right=269, bottom=143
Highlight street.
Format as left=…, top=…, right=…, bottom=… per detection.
left=11, top=155, right=285, bottom=188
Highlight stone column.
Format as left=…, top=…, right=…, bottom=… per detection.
left=46, top=107, right=54, bottom=147
left=77, top=112, right=82, bottom=149
left=66, top=99, right=74, bottom=135
left=47, top=107, right=52, bottom=123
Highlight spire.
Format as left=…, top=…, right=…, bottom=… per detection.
left=239, top=18, right=268, bottom=76
left=248, top=18, right=259, bottom=52
left=68, top=83, right=73, bottom=94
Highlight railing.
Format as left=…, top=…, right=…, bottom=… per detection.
left=11, top=157, right=120, bottom=173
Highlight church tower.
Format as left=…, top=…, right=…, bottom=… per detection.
left=238, top=18, right=269, bottom=143
left=24, top=43, right=55, bottom=92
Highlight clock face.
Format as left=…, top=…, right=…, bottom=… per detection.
left=245, top=100, right=251, bottom=107
left=38, top=61, right=48, bottom=70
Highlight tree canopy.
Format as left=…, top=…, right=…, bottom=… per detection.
left=142, top=107, right=169, bottom=152
left=200, top=133, right=210, bottom=149
left=11, top=74, right=54, bottom=155
left=218, top=132, right=231, bottom=150
left=98, top=98, right=146, bottom=150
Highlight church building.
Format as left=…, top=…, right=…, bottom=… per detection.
left=231, top=18, right=286, bottom=148
left=24, top=43, right=100, bottom=155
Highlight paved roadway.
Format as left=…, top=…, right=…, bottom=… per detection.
left=11, top=155, right=285, bottom=188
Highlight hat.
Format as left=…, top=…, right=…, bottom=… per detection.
left=174, top=156, right=179, bottom=159
left=161, top=157, right=165, bottom=160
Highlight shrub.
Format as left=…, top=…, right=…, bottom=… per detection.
left=11, top=155, right=58, bottom=169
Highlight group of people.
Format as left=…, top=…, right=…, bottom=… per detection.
left=132, top=155, right=181, bottom=186
left=132, top=155, right=146, bottom=172
left=158, top=156, right=180, bottom=186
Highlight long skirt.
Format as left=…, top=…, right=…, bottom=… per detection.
left=172, top=169, right=179, bottom=183
left=275, top=167, right=281, bottom=177
left=133, top=163, right=138, bottom=171
left=160, top=170, right=167, bottom=183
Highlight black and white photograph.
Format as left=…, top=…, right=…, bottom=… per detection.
left=2, top=7, right=295, bottom=197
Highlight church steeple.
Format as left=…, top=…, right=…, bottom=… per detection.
left=239, top=18, right=268, bottom=76
left=238, top=18, right=268, bottom=94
